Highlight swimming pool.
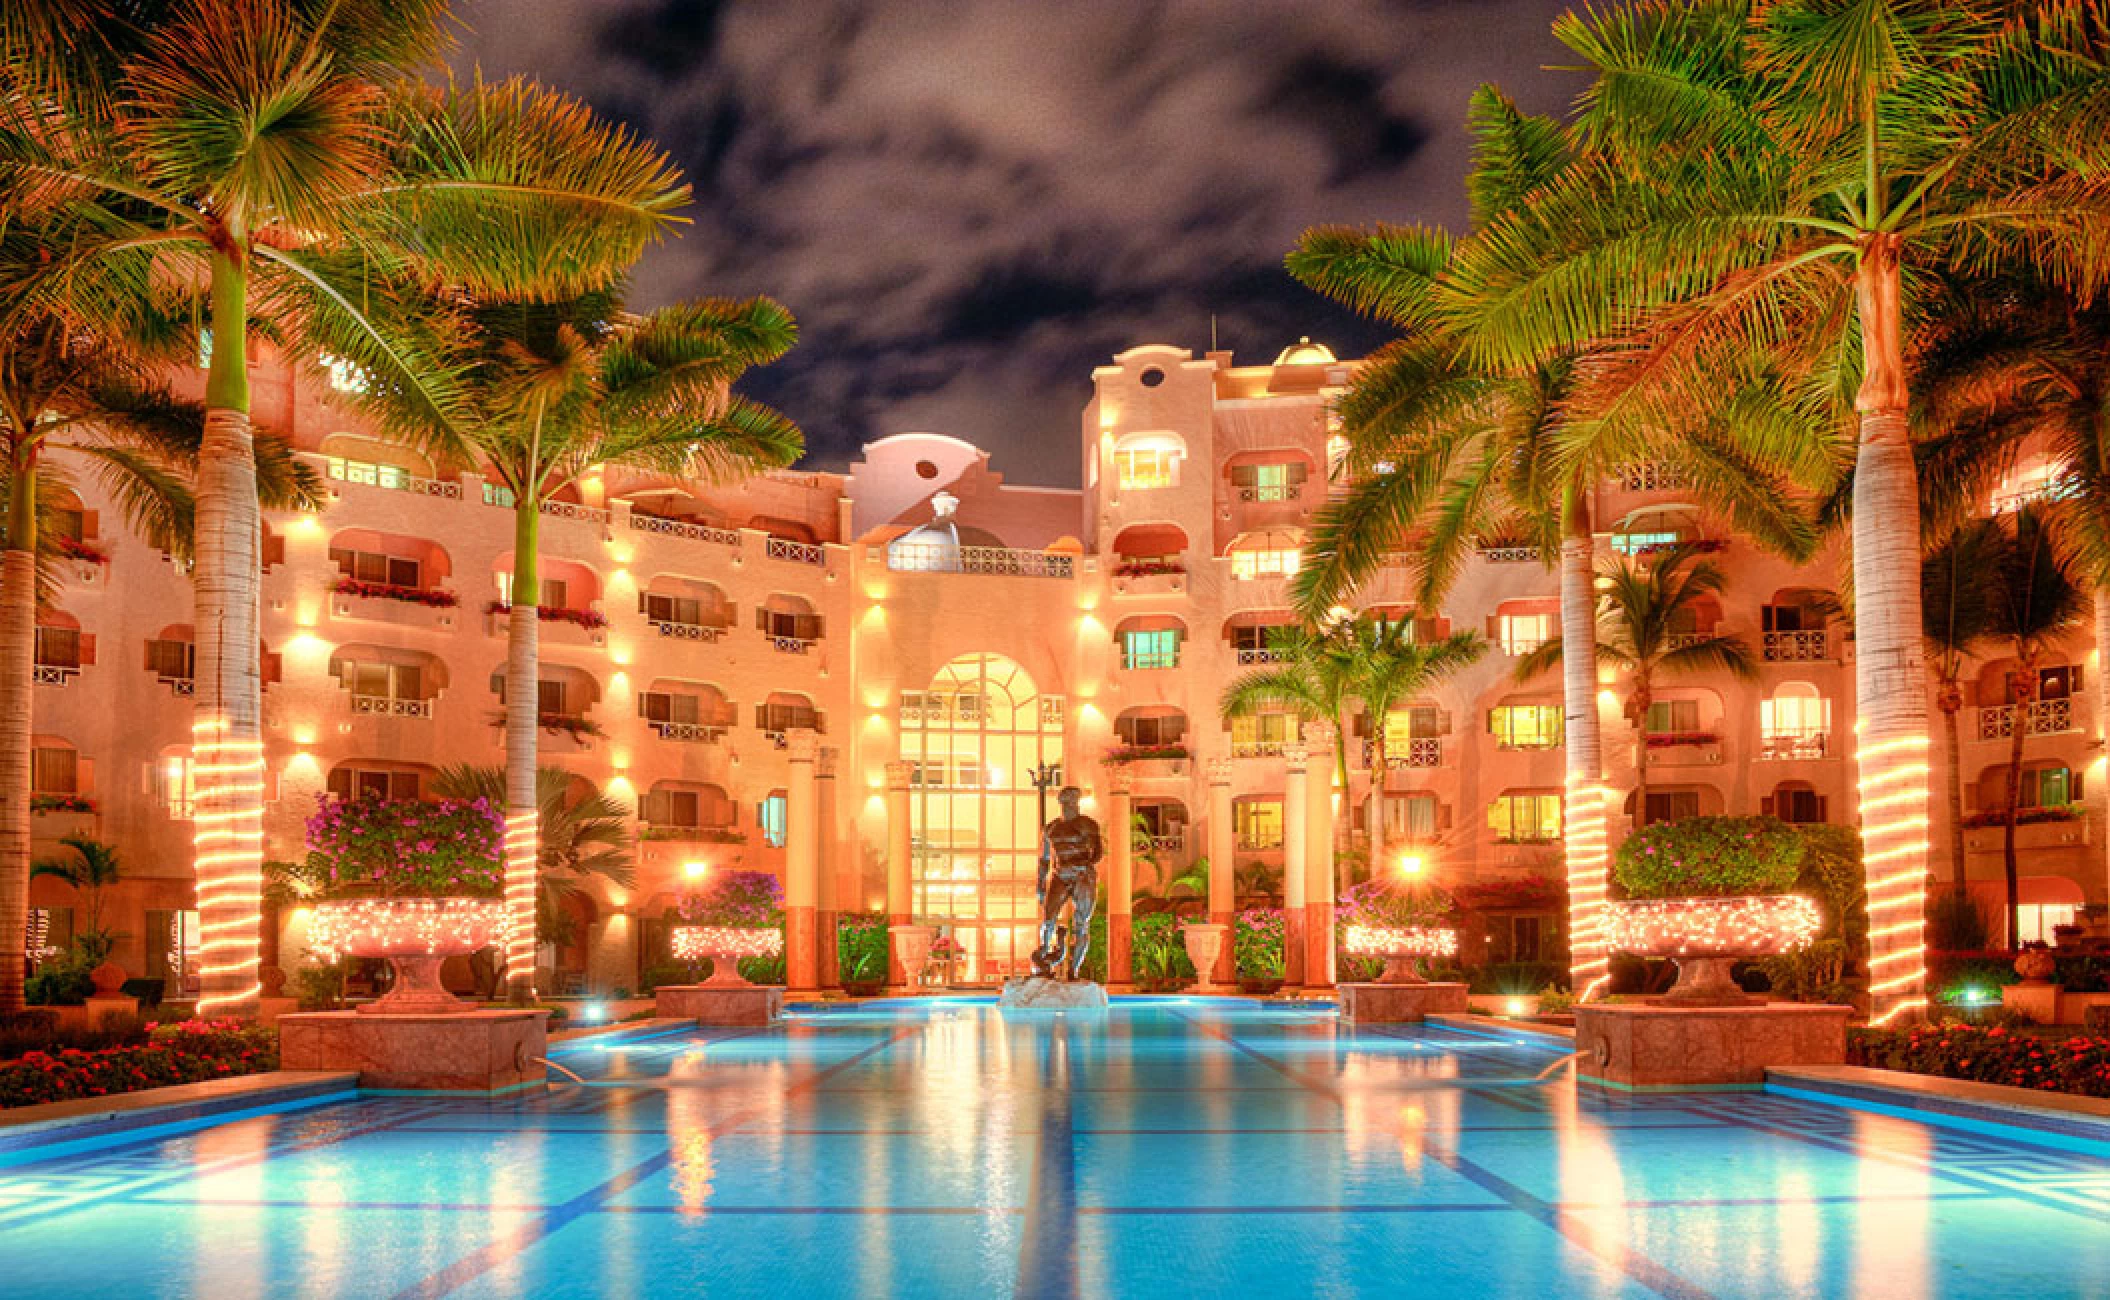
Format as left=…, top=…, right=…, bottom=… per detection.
left=2, top=999, right=2107, bottom=1298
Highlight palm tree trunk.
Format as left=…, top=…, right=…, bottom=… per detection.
left=0, top=454, right=34, bottom=1015
left=2097, top=590, right=2110, bottom=915
left=2002, top=665, right=2033, bottom=950
left=193, top=250, right=264, bottom=1017
left=504, top=501, right=542, bottom=1004
left=1938, top=687, right=1966, bottom=894
left=1557, top=485, right=1607, bottom=998
left=1370, top=729, right=1389, bottom=877
left=1852, top=235, right=1931, bottom=1022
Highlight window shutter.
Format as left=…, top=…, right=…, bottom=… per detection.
left=755, top=607, right=769, bottom=632
left=639, top=691, right=659, bottom=720
left=755, top=703, right=767, bottom=730
left=1817, top=795, right=1829, bottom=823
left=639, top=591, right=651, bottom=616
left=261, top=532, right=285, bottom=568
left=76, top=633, right=95, bottom=667
left=1286, top=462, right=1309, bottom=484
left=809, top=614, right=824, bottom=640
left=640, top=790, right=666, bottom=825
left=2075, top=664, right=2086, bottom=693
left=1231, top=465, right=1257, bottom=487
left=1760, top=795, right=1775, bottom=816
left=2073, top=769, right=2085, bottom=800
left=543, top=578, right=567, bottom=610
left=259, top=651, right=281, bottom=685
left=1761, top=605, right=1779, bottom=632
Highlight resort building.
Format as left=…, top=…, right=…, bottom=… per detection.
left=24, top=339, right=2105, bottom=994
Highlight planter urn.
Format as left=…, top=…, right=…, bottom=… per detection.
left=1604, top=895, right=1822, bottom=1006
left=1181, top=923, right=1230, bottom=993
left=672, top=926, right=785, bottom=988
left=1342, top=925, right=1459, bottom=985
left=890, top=924, right=937, bottom=987
left=309, top=898, right=505, bottom=1015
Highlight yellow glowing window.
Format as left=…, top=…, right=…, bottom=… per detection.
left=1489, top=794, right=1561, bottom=842
left=1114, top=447, right=1179, bottom=491
left=1382, top=706, right=1442, bottom=750
left=1496, top=613, right=1553, bottom=656
left=1489, top=705, right=1562, bottom=749
left=1235, top=799, right=1283, bottom=849
left=1230, top=548, right=1301, bottom=580
left=1231, top=712, right=1299, bottom=754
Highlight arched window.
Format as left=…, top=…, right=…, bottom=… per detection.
left=1226, top=529, right=1303, bottom=580
left=1111, top=432, right=1185, bottom=491
left=1760, top=681, right=1831, bottom=759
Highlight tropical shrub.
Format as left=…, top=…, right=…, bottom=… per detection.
left=837, top=911, right=889, bottom=985
left=1536, top=985, right=1576, bottom=1016
left=0, top=1020, right=279, bottom=1108
left=304, top=794, right=506, bottom=898
left=24, top=953, right=97, bottom=1007
left=1849, top=1023, right=2110, bottom=1099
left=1131, top=912, right=1195, bottom=985
left=1235, top=908, right=1286, bottom=978
left=1336, top=878, right=1454, bottom=931
left=1751, top=825, right=1867, bottom=1005
left=1612, top=816, right=1802, bottom=900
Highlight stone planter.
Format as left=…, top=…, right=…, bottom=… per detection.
left=309, top=898, right=504, bottom=1015
left=1604, top=895, right=1822, bottom=1007
left=889, top=924, right=936, bottom=989
left=671, top=925, right=784, bottom=988
left=1342, top=924, right=1458, bottom=985
left=1182, top=923, right=1229, bottom=993
left=2014, top=945, right=2058, bottom=985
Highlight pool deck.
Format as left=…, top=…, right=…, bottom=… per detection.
left=0, top=1069, right=357, bottom=1164
left=1769, top=1064, right=2110, bottom=1149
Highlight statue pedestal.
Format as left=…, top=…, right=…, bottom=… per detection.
left=1339, top=981, right=1469, bottom=1023
left=999, top=977, right=1110, bottom=1010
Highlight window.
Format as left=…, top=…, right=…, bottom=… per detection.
left=33, top=626, right=81, bottom=669
left=641, top=786, right=731, bottom=829
left=1490, top=793, right=1561, bottom=842
left=1489, top=704, right=1563, bottom=749
left=31, top=746, right=76, bottom=795
left=1114, top=444, right=1180, bottom=491
left=325, top=457, right=413, bottom=490
left=1232, top=461, right=1308, bottom=501
left=1235, top=799, right=1283, bottom=849
left=1121, top=628, right=1180, bottom=670
left=641, top=691, right=707, bottom=726
left=2026, top=664, right=2083, bottom=701
left=318, top=352, right=371, bottom=394
left=1231, top=711, right=1299, bottom=754
left=482, top=481, right=517, bottom=509
left=49, top=505, right=85, bottom=544
left=1386, top=792, right=1439, bottom=839
left=1381, top=705, right=1443, bottom=751
left=1645, top=699, right=1701, bottom=734
left=1612, top=529, right=1682, bottom=554
left=1230, top=547, right=1300, bottom=580
left=759, top=607, right=823, bottom=643
left=643, top=592, right=719, bottom=628
left=327, top=766, right=421, bottom=800
left=757, top=699, right=822, bottom=735
left=331, top=547, right=421, bottom=589
left=1761, top=687, right=1829, bottom=739
left=2023, top=766, right=2077, bottom=809
left=1503, top=915, right=1545, bottom=963
left=1119, top=713, right=1187, bottom=747
left=498, top=572, right=569, bottom=609
left=1497, top=613, right=1554, bottom=656
left=337, top=660, right=424, bottom=702
left=153, top=753, right=196, bottom=818
left=759, top=793, right=788, bottom=848
left=146, top=639, right=195, bottom=681
left=1762, top=603, right=1823, bottom=633
left=2017, top=904, right=2081, bottom=945
left=1643, top=790, right=1701, bottom=825
left=1770, top=786, right=1826, bottom=824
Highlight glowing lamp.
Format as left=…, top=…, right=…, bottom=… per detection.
left=683, top=860, right=710, bottom=880
left=1504, top=997, right=1528, bottom=1018
left=1396, top=852, right=1425, bottom=878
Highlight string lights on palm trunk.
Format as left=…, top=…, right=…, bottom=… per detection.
left=192, top=717, right=265, bottom=1014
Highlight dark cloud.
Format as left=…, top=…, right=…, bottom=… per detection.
left=451, top=0, right=1577, bottom=485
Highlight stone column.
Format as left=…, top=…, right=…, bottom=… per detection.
left=1206, top=759, right=1236, bottom=985
left=1105, top=767, right=1134, bottom=989
left=816, top=747, right=839, bottom=989
left=885, top=760, right=913, bottom=987
left=786, top=729, right=821, bottom=993
left=1283, top=740, right=1309, bottom=989
left=1303, top=721, right=1337, bottom=990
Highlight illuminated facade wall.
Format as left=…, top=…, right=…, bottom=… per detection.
left=23, top=339, right=2107, bottom=990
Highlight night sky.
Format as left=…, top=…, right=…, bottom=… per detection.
left=452, top=0, right=1578, bottom=486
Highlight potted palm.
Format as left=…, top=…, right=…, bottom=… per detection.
left=670, top=870, right=785, bottom=988
left=300, top=794, right=508, bottom=1015
left=1605, top=816, right=1822, bottom=1005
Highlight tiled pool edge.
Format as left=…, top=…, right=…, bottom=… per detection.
left=0, top=1070, right=358, bottom=1167
left=1768, top=1065, right=2110, bottom=1156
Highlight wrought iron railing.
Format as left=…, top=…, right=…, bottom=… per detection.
left=629, top=513, right=740, bottom=547
left=1757, top=731, right=1828, bottom=761
left=350, top=694, right=433, bottom=719
left=1978, top=698, right=2076, bottom=740
left=1763, top=630, right=1828, bottom=662
left=765, top=536, right=826, bottom=566
left=651, top=617, right=726, bottom=641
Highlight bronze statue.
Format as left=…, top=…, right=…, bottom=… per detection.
left=1031, top=786, right=1101, bottom=980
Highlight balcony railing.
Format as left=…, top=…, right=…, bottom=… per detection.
left=158, top=674, right=194, bottom=697
left=539, top=499, right=610, bottom=525
left=651, top=720, right=725, bottom=744
left=1477, top=543, right=1542, bottom=563
left=766, top=536, right=826, bottom=566
left=32, top=664, right=74, bottom=686
left=1144, top=832, right=1188, bottom=854
left=650, top=617, right=726, bottom=641
left=1978, top=698, right=2077, bottom=740
left=1758, top=731, right=1829, bottom=761
left=1237, top=483, right=1301, bottom=503
left=1763, top=630, right=1829, bottom=662
left=1235, top=647, right=1284, bottom=665
left=1362, top=738, right=1441, bottom=768
left=350, top=694, right=434, bottom=719
left=629, top=513, right=740, bottom=547
left=321, top=456, right=462, bottom=499
left=888, top=542, right=1076, bottom=578
left=1610, top=461, right=1691, bottom=492
left=1231, top=739, right=1288, bottom=758
left=771, top=635, right=813, bottom=655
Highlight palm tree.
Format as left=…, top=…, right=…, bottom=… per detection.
left=1519, top=543, right=1756, bottom=829
left=1983, top=506, right=2086, bottom=946
left=1289, top=86, right=1817, bottom=994
left=31, top=834, right=121, bottom=964
left=1921, top=521, right=2004, bottom=894
left=1220, top=621, right=1356, bottom=798
left=0, top=0, right=690, bottom=1012
left=363, top=289, right=799, bottom=1001
left=1347, top=622, right=1485, bottom=881
left=1442, top=2, right=2110, bottom=1021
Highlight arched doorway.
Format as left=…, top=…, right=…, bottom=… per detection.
left=902, top=654, right=1064, bottom=982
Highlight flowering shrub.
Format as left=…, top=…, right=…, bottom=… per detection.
left=1113, top=559, right=1183, bottom=578
left=0, top=1020, right=279, bottom=1108
left=334, top=576, right=457, bottom=607
left=678, top=869, right=785, bottom=928
left=29, top=793, right=94, bottom=814
left=304, top=793, right=504, bottom=898
left=54, top=535, right=108, bottom=564
left=486, top=601, right=609, bottom=629
left=1959, top=806, right=2080, bottom=829
left=1643, top=731, right=1718, bottom=748
left=928, top=935, right=964, bottom=962
left=837, top=911, right=889, bottom=984
left=1613, top=815, right=1802, bottom=899
left=1104, top=744, right=1190, bottom=764
left=1234, top=907, right=1285, bottom=977
left=1850, top=1022, right=2110, bottom=1098
left=1337, top=878, right=1454, bottom=931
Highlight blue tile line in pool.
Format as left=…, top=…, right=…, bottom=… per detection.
left=0, top=1001, right=2106, bottom=1300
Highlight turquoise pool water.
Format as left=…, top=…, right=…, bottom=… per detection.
left=2, top=1000, right=2108, bottom=1298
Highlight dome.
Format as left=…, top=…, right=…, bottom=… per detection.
left=1272, top=336, right=1337, bottom=367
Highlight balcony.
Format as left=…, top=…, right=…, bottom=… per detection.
left=32, top=663, right=76, bottom=687
left=1236, top=483, right=1301, bottom=503
left=1366, top=737, right=1441, bottom=768
left=350, top=694, right=434, bottom=720
left=766, top=536, right=826, bottom=566
left=1763, top=630, right=1829, bottom=662
left=157, top=674, right=194, bottom=697
left=650, top=720, right=726, bottom=744
left=1758, top=731, right=1830, bottom=761
left=630, top=512, right=740, bottom=548
left=539, top=498, right=610, bottom=526
left=770, top=634, right=814, bottom=655
left=649, top=617, right=727, bottom=642
left=1231, top=739, right=1288, bottom=759
left=1978, top=698, right=2078, bottom=740
left=1110, top=560, right=1184, bottom=596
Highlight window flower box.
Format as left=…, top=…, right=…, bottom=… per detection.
left=485, top=601, right=608, bottom=630
left=641, top=825, right=747, bottom=844
left=1104, top=744, right=1191, bottom=765
left=335, top=577, right=458, bottom=607
left=30, top=793, right=94, bottom=814
left=54, top=536, right=108, bottom=565
left=1644, top=731, right=1719, bottom=749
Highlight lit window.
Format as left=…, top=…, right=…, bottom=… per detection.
left=1230, top=548, right=1301, bottom=580
left=759, top=793, right=788, bottom=848
left=1489, top=793, right=1561, bottom=842
left=1645, top=699, right=1702, bottom=734
left=1612, top=530, right=1682, bottom=554
left=326, top=457, right=413, bottom=490
left=2023, top=766, right=2076, bottom=809
left=1121, top=628, right=1180, bottom=670
left=1381, top=705, right=1443, bottom=750
left=330, top=546, right=421, bottom=589
left=154, top=753, right=197, bottom=819
left=2017, top=903, right=2081, bottom=944
left=1386, top=792, right=1438, bottom=839
left=1231, top=711, right=1300, bottom=755
left=1489, top=704, right=1563, bottom=749
left=1642, top=790, right=1700, bottom=825
left=1235, top=799, right=1283, bottom=848
left=1497, top=613, right=1554, bottom=656
left=483, top=481, right=517, bottom=509
left=1115, top=446, right=1180, bottom=491
left=318, top=352, right=372, bottom=394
